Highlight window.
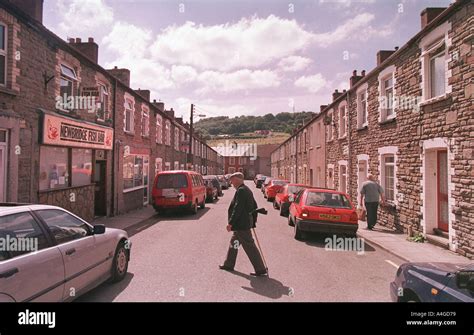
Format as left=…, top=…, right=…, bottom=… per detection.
left=174, top=128, right=180, bottom=151
left=59, top=65, right=78, bottom=109
left=327, top=110, right=333, bottom=141
left=228, top=167, right=236, bottom=174
left=123, top=154, right=148, bottom=191
left=97, top=84, right=109, bottom=121
left=155, top=158, right=163, bottom=176
left=357, top=88, right=368, bottom=128
left=71, top=148, right=92, bottom=187
left=39, top=146, right=69, bottom=191
left=156, top=115, right=162, bottom=144
left=378, top=66, right=396, bottom=122
left=174, top=161, right=179, bottom=170
left=382, top=155, right=395, bottom=202
left=239, top=157, right=247, bottom=165
left=124, top=98, right=134, bottom=133
left=0, top=212, right=49, bottom=260
left=229, top=157, right=235, bottom=165
left=429, top=42, right=446, bottom=98
left=36, top=209, right=89, bottom=245
left=339, top=163, right=347, bottom=193
left=165, top=120, right=171, bottom=146
left=0, top=23, right=6, bottom=86
left=339, top=105, right=347, bottom=138
left=306, top=192, right=351, bottom=209
left=142, top=106, right=150, bottom=137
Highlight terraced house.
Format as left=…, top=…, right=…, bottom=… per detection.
left=271, top=0, right=473, bottom=259
left=0, top=0, right=223, bottom=221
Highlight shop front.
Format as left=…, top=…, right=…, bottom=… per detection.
left=38, top=111, right=113, bottom=222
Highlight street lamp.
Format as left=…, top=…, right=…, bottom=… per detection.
left=188, top=103, right=206, bottom=169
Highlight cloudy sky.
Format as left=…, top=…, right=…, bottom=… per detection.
left=44, top=0, right=453, bottom=121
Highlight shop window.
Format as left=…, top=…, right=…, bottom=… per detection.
left=39, top=146, right=69, bottom=191
left=71, top=148, right=92, bottom=187
left=123, top=154, right=148, bottom=192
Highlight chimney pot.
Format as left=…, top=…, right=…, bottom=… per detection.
left=361, top=70, right=366, bottom=76
left=75, top=38, right=82, bottom=43
left=68, top=38, right=75, bottom=43
left=88, top=37, right=94, bottom=43
left=352, top=70, right=357, bottom=76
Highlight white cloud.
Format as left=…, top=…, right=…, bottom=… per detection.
left=57, top=0, right=114, bottom=36
left=294, top=74, right=328, bottom=93
left=278, top=56, right=312, bottom=72
left=149, top=15, right=315, bottom=72
left=102, top=22, right=152, bottom=58
left=195, top=69, right=280, bottom=94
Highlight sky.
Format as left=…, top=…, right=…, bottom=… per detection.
left=43, top=0, right=454, bottom=122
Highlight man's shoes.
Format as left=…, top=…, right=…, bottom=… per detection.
left=219, top=265, right=234, bottom=272
left=250, top=270, right=268, bottom=277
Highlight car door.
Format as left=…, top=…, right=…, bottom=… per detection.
left=35, top=209, right=110, bottom=301
left=0, top=211, right=65, bottom=302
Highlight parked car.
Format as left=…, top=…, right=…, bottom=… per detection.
left=390, top=262, right=474, bottom=302
left=288, top=188, right=358, bottom=240
left=204, top=175, right=223, bottom=197
left=261, top=177, right=273, bottom=194
left=274, top=183, right=311, bottom=217
left=255, top=175, right=267, bottom=188
left=254, top=174, right=263, bottom=185
left=217, top=175, right=229, bottom=190
left=0, top=204, right=131, bottom=302
left=204, top=179, right=218, bottom=202
left=152, top=170, right=206, bottom=215
left=264, top=179, right=289, bottom=201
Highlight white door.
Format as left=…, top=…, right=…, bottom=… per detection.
left=357, top=160, right=368, bottom=204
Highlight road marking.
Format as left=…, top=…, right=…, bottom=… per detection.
left=385, top=260, right=399, bottom=269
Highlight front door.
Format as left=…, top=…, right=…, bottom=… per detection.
left=94, top=161, right=107, bottom=217
left=437, top=150, right=449, bottom=232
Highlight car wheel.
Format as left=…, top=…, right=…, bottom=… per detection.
left=110, top=241, right=129, bottom=283
left=280, top=206, right=287, bottom=217
left=273, top=201, right=278, bottom=209
left=294, top=222, right=303, bottom=240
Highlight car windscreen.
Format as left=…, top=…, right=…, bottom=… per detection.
left=264, top=179, right=272, bottom=185
left=305, top=192, right=352, bottom=209
left=156, top=174, right=188, bottom=189
left=288, top=186, right=306, bottom=194
left=272, top=180, right=286, bottom=186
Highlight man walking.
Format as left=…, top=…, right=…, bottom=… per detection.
left=220, top=172, right=268, bottom=277
left=359, top=174, right=386, bottom=230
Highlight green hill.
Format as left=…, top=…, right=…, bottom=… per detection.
left=194, top=112, right=315, bottom=138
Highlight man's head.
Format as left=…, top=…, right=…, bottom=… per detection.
left=367, top=174, right=376, bottom=181
left=229, top=172, right=245, bottom=188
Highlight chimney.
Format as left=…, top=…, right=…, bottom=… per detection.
left=165, top=108, right=175, bottom=118
left=152, top=99, right=165, bottom=112
left=9, top=0, right=44, bottom=23
left=107, top=66, right=130, bottom=87
left=175, top=117, right=183, bottom=125
left=350, top=70, right=364, bottom=88
left=421, top=8, right=446, bottom=29
left=68, top=37, right=99, bottom=64
left=332, top=89, right=343, bottom=101
left=320, top=105, right=328, bottom=113
left=134, top=89, right=151, bottom=102
left=377, top=50, right=396, bottom=66
left=361, top=70, right=366, bottom=77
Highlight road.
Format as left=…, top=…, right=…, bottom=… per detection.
left=78, top=181, right=404, bottom=302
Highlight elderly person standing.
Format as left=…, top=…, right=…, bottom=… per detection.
left=359, top=174, right=386, bottom=230
left=219, top=172, right=268, bottom=277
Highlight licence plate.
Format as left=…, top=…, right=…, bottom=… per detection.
left=163, top=188, right=179, bottom=198
left=319, top=214, right=341, bottom=221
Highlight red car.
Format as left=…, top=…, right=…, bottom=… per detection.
left=273, top=183, right=311, bottom=217
left=260, top=177, right=273, bottom=194
left=264, top=179, right=288, bottom=201
left=152, top=170, right=206, bottom=215
left=204, top=179, right=218, bottom=202
left=288, top=188, right=358, bottom=240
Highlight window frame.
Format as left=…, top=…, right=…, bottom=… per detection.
left=357, top=84, right=368, bottom=129
left=338, top=103, right=347, bottom=139
left=141, top=105, right=150, bottom=137
left=0, top=22, right=7, bottom=87
left=378, top=65, right=396, bottom=123
left=156, top=115, right=163, bottom=144
left=124, top=98, right=135, bottom=133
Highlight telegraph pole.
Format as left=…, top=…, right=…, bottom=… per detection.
left=188, top=104, right=194, bottom=170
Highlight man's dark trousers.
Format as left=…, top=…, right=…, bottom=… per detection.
left=223, top=230, right=266, bottom=272
left=365, top=202, right=379, bottom=229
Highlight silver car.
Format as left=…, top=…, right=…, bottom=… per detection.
left=0, top=204, right=131, bottom=302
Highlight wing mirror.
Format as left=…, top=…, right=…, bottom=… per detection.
left=288, top=194, right=295, bottom=202
left=93, top=224, right=106, bottom=235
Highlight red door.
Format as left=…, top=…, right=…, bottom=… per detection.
left=437, top=150, right=449, bottom=232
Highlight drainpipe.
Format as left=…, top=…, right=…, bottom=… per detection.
left=346, top=89, right=353, bottom=201
left=111, top=77, right=118, bottom=216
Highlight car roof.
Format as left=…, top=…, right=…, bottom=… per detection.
left=157, top=170, right=199, bottom=175
left=0, top=204, right=66, bottom=216
left=304, top=187, right=346, bottom=195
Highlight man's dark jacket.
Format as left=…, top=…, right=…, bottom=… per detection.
left=228, top=184, right=258, bottom=231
